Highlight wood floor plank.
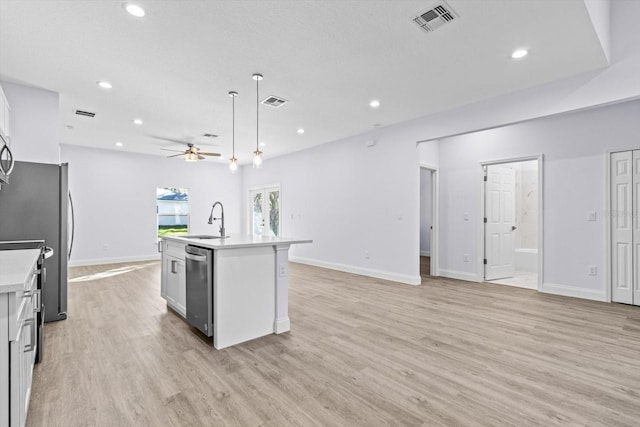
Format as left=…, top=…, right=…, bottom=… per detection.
left=24, top=261, right=640, bottom=426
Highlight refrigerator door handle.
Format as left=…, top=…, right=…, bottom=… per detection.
left=68, top=192, right=75, bottom=258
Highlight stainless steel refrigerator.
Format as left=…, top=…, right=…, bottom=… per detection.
left=0, top=161, right=73, bottom=323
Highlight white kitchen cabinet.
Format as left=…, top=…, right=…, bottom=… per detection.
left=1, top=251, right=39, bottom=427
left=160, top=240, right=186, bottom=317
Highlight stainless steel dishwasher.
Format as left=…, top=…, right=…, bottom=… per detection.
left=185, top=245, right=214, bottom=337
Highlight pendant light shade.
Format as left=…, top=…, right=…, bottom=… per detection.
left=228, top=90, right=238, bottom=173
left=252, top=73, right=263, bottom=168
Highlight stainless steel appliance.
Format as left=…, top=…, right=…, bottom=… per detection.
left=185, top=245, right=213, bottom=337
left=0, top=133, right=14, bottom=185
left=0, top=161, right=73, bottom=323
left=0, top=240, right=51, bottom=363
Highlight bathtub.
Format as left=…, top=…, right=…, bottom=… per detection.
left=515, top=248, right=538, bottom=273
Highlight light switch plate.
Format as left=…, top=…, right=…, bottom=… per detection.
left=587, top=211, right=597, bottom=221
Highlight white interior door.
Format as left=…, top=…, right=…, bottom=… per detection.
left=249, top=186, right=281, bottom=237
left=611, top=151, right=635, bottom=304
left=485, top=166, right=516, bottom=281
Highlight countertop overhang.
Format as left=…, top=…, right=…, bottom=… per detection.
left=163, top=234, right=312, bottom=250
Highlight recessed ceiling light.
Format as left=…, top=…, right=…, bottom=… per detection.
left=124, top=3, right=146, bottom=17
left=297, top=128, right=305, bottom=134
left=97, top=81, right=112, bottom=89
left=133, top=118, right=143, bottom=125
left=511, top=49, right=528, bottom=59
left=369, top=100, right=380, bottom=108
left=115, top=142, right=123, bottom=147
left=259, top=142, right=266, bottom=147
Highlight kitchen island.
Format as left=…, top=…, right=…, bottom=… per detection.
left=160, top=235, right=311, bottom=350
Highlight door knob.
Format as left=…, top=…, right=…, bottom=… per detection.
left=511, top=226, right=517, bottom=231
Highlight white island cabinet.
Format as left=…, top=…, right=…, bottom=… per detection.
left=1, top=249, right=40, bottom=427
left=160, top=239, right=186, bottom=316
left=160, top=235, right=311, bottom=350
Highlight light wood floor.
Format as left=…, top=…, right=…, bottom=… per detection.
left=420, top=256, right=431, bottom=278
left=27, top=261, right=640, bottom=426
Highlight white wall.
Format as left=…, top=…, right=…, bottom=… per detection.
left=419, top=169, right=432, bottom=255
left=438, top=99, right=640, bottom=300
left=61, top=144, right=242, bottom=265
left=2, top=81, right=60, bottom=164
left=241, top=127, right=422, bottom=285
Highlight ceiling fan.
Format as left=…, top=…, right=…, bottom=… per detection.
left=154, top=136, right=221, bottom=161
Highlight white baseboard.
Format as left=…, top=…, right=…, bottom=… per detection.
left=274, top=317, right=290, bottom=334
left=69, top=254, right=161, bottom=267
left=420, top=251, right=431, bottom=256
left=289, top=256, right=421, bottom=286
left=541, top=283, right=607, bottom=302
left=439, top=269, right=482, bottom=283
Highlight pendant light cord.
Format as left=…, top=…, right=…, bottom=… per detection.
left=256, top=77, right=259, bottom=152
left=232, top=94, right=235, bottom=158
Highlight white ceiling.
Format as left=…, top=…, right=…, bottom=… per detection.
left=0, top=0, right=608, bottom=164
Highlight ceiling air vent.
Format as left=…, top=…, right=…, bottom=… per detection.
left=202, top=133, right=218, bottom=138
left=74, top=109, right=95, bottom=117
left=413, top=1, right=458, bottom=33
left=261, top=95, right=288, bottom=108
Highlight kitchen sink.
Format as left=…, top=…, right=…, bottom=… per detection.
left=182, top=235, right=228, bottom=239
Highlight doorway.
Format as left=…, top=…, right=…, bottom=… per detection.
left=248, top=185, right=281, bottom=237
left=420, top=165, right=438, bottom=279
left=609, top=150, right=640, bottom=306
left=481, top=157, right=542, bottom=290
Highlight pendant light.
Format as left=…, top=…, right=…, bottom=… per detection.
left=252, top=73, right=263, bottom=168
left=228, top=90, right=238, bottom=173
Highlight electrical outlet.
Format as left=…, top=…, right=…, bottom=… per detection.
left=463, top=254, right=469, bottom=262
left=588, top=265, right=597, bottom=276
left=102, top=244, right=109, bottom=251
left=364, top=251, right=370, bottom=260
left=463, top=212, right=469, bottom=221
left=279, top=263, right=287, bottom=277
left=587, top=211, right=597, bottom=222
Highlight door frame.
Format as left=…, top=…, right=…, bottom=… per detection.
left=247, top=183, right=282, bottom=236
left=478, top=155, right=544, bottom=291
left=606, top=147, right=640, bottom=304
left=420, top=163, right=439, bottom=277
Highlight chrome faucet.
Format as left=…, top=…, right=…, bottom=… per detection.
left=207, top=201, right=226, bottom=237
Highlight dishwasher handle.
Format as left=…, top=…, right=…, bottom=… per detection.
left=185, top=252, right=207, bottom=262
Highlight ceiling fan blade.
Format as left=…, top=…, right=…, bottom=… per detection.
left=198, top=155, right=206, bottom=160
left=160, top=148, right=185, bottom=153
left=152, top=135, right=193, bottom=145
left=199, top=152, right=221, bottom=156
left=166, top=153, right=184, bottom=158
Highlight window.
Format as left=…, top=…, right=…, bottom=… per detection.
left=248, top=186, right=281, bottom=237
left=157, top=187, right=189, bottom=237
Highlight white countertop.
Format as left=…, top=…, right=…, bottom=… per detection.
left=163, top=234, right=312, bottom=249
left=0, top=249, right=40, bottom=293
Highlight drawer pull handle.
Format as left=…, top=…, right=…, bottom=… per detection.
left=23, top=318, right=36, bottom=353
left=33, top=289, right=41, bottom=313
